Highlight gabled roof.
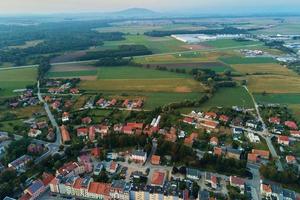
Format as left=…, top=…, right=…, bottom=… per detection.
left=151, top=171, right=165, bottom=186
left=26, top=180, right=44, bottom=195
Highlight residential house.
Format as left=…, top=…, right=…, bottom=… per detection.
left=60, top=125, right=71, bottom=144
left=290, top=130, right=300, bottom=138
left=108, top=161, right=119, bottom=174
left=246, top=120, right=258, bottom=129
left=150, top=155, right=160, bottom=165
left=91, top=147, right=101, bottom=159
left=184, top=132, right=198, bottom=146
left=219, top=115, right=229, bottom=123
left=260, top=182, right=272, bottom=198
left=229, top=176, right=245, bottom=194
left=286, top=155, right=296, bottom=164
left=199, top=120, right=219, bottom=130
left=183, top=117, right=194, bottom=125
left=21, top=180, right=45, bottom=200
left=62, top=112, right=70, bottom=122
left=56, top=162, right=85, bottom=177
left=226, top=148, right=241, bottom=160
left=186, top=168, right=201, bottom=180
left=131, top=150, right=147, bottom=164
left=77, top=127, right=89, bottom=137
left=284, top=121, right=298, bottom=130
left=78, top=155, right=93, bottom=173
left=70, top=88, right=79, bottom=94
left=109, top=99, right=117, bottom=106
left=213, top=147, right=223, bottom=157
left=247, top=153, right=259, bottom=163
left=51, top=100, right=61, bottom=110
left=278, top=135, right=290, bottom=146
left=82, top=117, right=92, bottom=125
left=28, top=129, right=42, bottom=138
left=233, top=128, right=243, bottom=135
left=89, top=126, right=96, bottom=142
left=204, top=112, right=217, bottom=119
left=205, top=173, right=217, bottom=189
left=209, top=137, right=219, bottom=146
left=252, top=149, right=270, bottom=160
left=269, top=117, right=281, bottom=125
left=8, top=155, right=32, bottom=173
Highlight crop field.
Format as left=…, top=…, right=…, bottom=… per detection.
left=50, top=63, right=96, bottom=72
left=254, top=93, right=300, bottom=105
left=79, top=66, right=205, bottom=107
left=253, top=23, right=300, bottom=35
left=97, top=66, right=190, bottom=79
left=203, top=39, right=261, bottom=48
left=7, top=40, right=44, bottom=49
left=219, top=56, right=275, bottom=65
left=288, top=105, right=300, bottom=121
left=200, top=87, right=254, bottom=110
left=101, top=35, right=187, bottom=54
left=246, top=75, right=300, bottom=93
left=0, top=67, right=37, bottom=97
left=231, top=63, right=296, bottom=76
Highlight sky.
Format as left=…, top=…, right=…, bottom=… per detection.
left=1, top=0, right=300, bottom=14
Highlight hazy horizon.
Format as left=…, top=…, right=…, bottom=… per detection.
left=1, top=0, right=300, bottom=15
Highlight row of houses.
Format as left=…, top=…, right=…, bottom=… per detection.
left=95, top=98, right=144, bottom=109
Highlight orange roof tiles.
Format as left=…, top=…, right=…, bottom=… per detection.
left=151, top=155, right=160, bottom=165
left=60, top=125, right=71, bottom=143
left=88, top=182, right=111, bottom=195
left=252, top=149, right=270, bottom=159
left=151, top=171, right=165, bottom=186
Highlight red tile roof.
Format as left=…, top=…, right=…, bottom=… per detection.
left=285, top=121, right=298, bottom=130
left=252, top=149, right=270, bottom=159
left=210, top=137, right=219, bottom=145
left=214, top=147, right=222, bottom=156
left=60, top=125, right=71, bottom=143
left=41, top=172, right=55, bottom=186
left=230, top=176, right=245, bottom=186
left=278, top=135, right=289, bottom=142
left=219, top=115, right=229, bottom=122
left=151, top=171, right=165, bottom=186
left=151, top=155, right=161, bottom=165
left=73, top=178, right=83, bottom=189
left=183, top=117, right=194, bottom=124
left=91, top=147, right=101, bottom=158
left=205, top=112, right=217, bottom=119
left=269, top=117, right=280, bottom=124
left=88, top=182, right=111, bottom=195
left=286, top=155, right=296, bottom=164
left=247, top=153, right=259, bottom=162
left=290, top=130, right=300, bottom=137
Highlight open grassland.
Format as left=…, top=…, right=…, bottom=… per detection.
left=246, top=75, right=300, bottom=93
left=254, top=23, right=300, bottom=35
left=254, top=93, right=300, bottom=105
left=203, top=39, right=261, bottom=48
left=100, top=35, right=187, bottom=54
left=0, top=105, right=44, bottom=120
left=219, top=56, right=275, bottom=65
left=46, top=70, right=97, bottom=78
left=97, top=66, right=190, bottom=79
left=231, top=63, right=296, bottom=76
left=0, top=68, right=37, bottom=97
left=200, top=87, right=254, bottom=110
left=50, top=63, right=96, bottom=72
left=80, top=78, right=203, bottom=93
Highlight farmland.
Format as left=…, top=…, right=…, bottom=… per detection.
left=203, top=39, right=261, bottom=48
left=219, top=56, right=275, bottom=65
left=231, top=63, right=296, bottom=76
left=0, top=67, right=37, bottom=97
left=245, top=75, right=300, bottom=93
left=200, top=87, right=254, bottom=110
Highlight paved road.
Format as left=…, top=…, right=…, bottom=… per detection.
left=243, top=86, right=283, bottom=171
left=37, top=81, right=62, bottom=146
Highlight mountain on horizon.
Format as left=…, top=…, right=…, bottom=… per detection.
left=110, top=8, right=159, bottom=18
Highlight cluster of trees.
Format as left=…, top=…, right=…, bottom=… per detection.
left=0, top=20, right=125, bottom=65
left=144, top=27, right=248, bottom=37
left=38, top=58, right=51, bottom=79
left=0, top=170, right=18, bottom=199
left=80, top=45, right=152, bottom=60
left=156, top=139, right=196, bottom=165
left=264, top=40, right=296, bottom=54
left=94, top=57, right=132, bottom=66
left=2, top=138, right=31, bottom=165
left=196, top=153, right=248, bottom=177
left=260, top=163, right=299, bottom=185
left=162, top=95, right=209, bottom=112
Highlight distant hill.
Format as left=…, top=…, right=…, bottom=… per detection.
left=111, top=8, right=159, bottom=18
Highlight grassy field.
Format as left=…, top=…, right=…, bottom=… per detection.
left=200, top=87, right=254, bottom=110
left=0, top=67, right=37, bottom=97
left=46, top=70, right=97, bottom=78
left=219, top=56, right=275, bottom=65
left=79, top=66, right=205, bottom=93
left=100, top=35, right=187, bottom=54
left=97, top=66, right=189, bottom=79
left=288, top=105, right=300, bottom=121
left=254, top=93, right=300, bottom=104
left=246, top=75, right=300, bottom=93
left=231, top=63, right=296, bottom=76
left=7, top=40, right=43, bottom=49
left=203, top=39, right=261, bottom=48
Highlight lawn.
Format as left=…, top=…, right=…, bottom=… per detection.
left=101, top=35, right=187, bottom=54
left=231, top=63, right=295, bottom=76
left=0, top=67, right=37, bottom=97
left=219, top=56, right=275, bottom=65
left=203, top=39, right=261, bottom=48
left=200, top=87, right=254, bottom=110
left=46, top=70, right=97, bottom=78
left=246, top=75, right=300, bottom=93
left=288, top=104, right=300, bottom=121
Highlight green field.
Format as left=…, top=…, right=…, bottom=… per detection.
left=100, top=35, right=187, bottom=54
left=200, top=87, right=254, bottom=110
left=0, top=67, right=37, bottom=97
left=203, top=39, right=261, bottom=48
left=97, top=66, right=190, bottom=79
left=254, top=93, right=300, bottom=104
left=47, top=70, right=97, bottom=78
left=219, top=56, right=275, bottom=65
